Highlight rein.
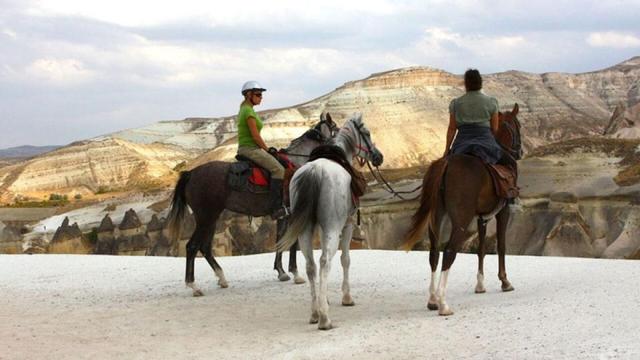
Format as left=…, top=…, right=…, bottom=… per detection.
left=281, top=120, right=338, bottom=158
left=498, top=116, right=523, bottom=159
left=366, top=161, right=422, bottom=201
left=349, top=120, right=421, bottom=201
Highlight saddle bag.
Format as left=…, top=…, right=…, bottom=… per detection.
left=227, top=162, right=252, bottom=192
left=487, top=164, right=519, bottom=199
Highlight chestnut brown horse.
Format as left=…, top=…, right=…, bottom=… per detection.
left=403, top=103, right=522, bottom=316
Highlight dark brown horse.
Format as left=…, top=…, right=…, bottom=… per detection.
left=166, top=114, right=337, bottom=296
left=403, top=103, right=522, bottom=316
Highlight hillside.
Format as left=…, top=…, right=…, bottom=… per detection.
left=1, top=57, right=639, bottom=203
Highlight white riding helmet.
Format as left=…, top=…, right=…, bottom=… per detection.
left=241, top=81, right=266, bottom=95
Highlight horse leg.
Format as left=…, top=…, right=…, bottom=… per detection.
left=427, top=227, right=440, bottom=310
left=317, top=229, right=340, bottom=330
left=289, top=241, right=305, bottom=284
left=339, top=221, right=355, bottom=306
left=298, top=225, right=319, bottom=324
left=437, top=224, right=469, bottom=316
left=475, top=219, right=487, bottom=294
left=185, top=227, right=205, bottom=297
left=274, top=219, right=290, bottom=282
left=496, top=207, right=514, bottom=292
left=198, top=223, right=228, bottom=289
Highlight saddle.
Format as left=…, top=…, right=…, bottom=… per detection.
left=309, top=145, right=367, bottom=203
left=486, top=164, right=519, bottom=199
left=227, top=153, right=295, bottom=193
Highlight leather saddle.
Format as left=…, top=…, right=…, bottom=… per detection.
left=309, top=145, right=367, bottom=205
left=227, top=153, right=294, bottom=193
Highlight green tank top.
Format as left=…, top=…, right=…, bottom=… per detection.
left=237, top=104, right=263, bottom=148
left=449, top=91, right=499, bottom=128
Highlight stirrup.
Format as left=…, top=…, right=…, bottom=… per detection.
left=271, top=205, right=290, bottom=220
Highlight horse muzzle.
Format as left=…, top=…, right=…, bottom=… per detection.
left=371, top=149, right=384, bottom=167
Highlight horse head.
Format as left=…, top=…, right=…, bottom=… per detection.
left=315, top=112, right=339, bottom=142
left=497, top=103, right=523, bottom=160
left=350, top=113, right=384, bottom=167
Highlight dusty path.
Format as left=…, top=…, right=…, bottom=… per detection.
left=1, top=251, right=638, bottom=359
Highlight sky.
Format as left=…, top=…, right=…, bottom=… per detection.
left=1, top=0, right=639, bottom=149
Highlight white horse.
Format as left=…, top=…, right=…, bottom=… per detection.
left=277, top=113, right=383, bottom=330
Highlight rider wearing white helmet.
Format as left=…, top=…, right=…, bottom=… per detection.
left=236, top=81, right=288, bottom=219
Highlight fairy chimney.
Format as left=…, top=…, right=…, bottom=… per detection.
left=119, top=209, right=143, bottom=237
left=147, top=215, right=172, bottom=256
left=51, top=217, right=83, bottom=243
left=96, top=214, right=116, bottom=254
left=50, top=217, right=90, bottom=254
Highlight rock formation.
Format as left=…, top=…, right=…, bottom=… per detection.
left=116, top=209, right=149, bottom=255
left=50, top=217, right=92, bottom=254
left=2, top=57, right=640, bottom=204
left=96, top=214, right=116, bottom=255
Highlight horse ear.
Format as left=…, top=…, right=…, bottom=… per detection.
left=512, top=103, right=519, bottom=117
left=326, top=113, right=332, bottom=123
left=320, top=112, right=326, bottom=122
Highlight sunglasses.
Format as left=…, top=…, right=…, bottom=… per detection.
left=253, top=93, right=263, bottom=98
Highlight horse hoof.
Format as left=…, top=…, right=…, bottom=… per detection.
left=293, top=276, right=306, bottom=284
left=192, top=289, right=204, bottom=297
left=218, top=280, right=229, bottom=289
left=309, top=314, right=319, bottom=324
left=438, top=308, right=454, bottom=316
left=427, top=302, right=439, bottom=311
left=475, top=287, right=486, bottom=294
left=318, top=320, right=333, bottom=330
left=502, top=284, right=515, bottom=292
left=278, top=273, right=291, bottom=282
left=342, top=296, right=355, bottom=306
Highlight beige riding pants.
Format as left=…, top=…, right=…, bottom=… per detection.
left=237, top=146, right=285, bottom=179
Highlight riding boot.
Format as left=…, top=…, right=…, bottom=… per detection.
left=269, top=178, right=289, bottom=220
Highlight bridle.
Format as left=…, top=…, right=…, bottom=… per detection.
left=350, top=120, right=376, bottom=167
left=282, top=119, right=338, bottom=157
left=499, top=114, right=523, bottom=160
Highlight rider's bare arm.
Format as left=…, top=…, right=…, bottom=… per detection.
left=444, top=112, right=457, bottom=157
left=247, top=117, right=268, bottom=150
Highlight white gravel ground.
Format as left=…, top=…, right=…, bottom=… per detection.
left=1, top=251, right=639, bottom=359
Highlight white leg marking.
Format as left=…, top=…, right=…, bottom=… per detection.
left=186, top=282, right=203, bottom=297
left=475, top=272, right=486, bottom=293
left=214, top=269, right=228, bottom=288
left=437, top=270, right=453, bottom=316
left=428, top=271, right=439, bottom=309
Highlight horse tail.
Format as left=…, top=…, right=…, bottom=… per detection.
left=276, top=167, right=321, bottom=252
left=166, top=171, right=191, bottom=241
left=402, top=157, right=448, bottom=251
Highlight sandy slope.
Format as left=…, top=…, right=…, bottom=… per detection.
left=1, top=251, right=638, bottom=359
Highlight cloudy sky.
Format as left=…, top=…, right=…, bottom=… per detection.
left=1, top=0, right=639, bottom=149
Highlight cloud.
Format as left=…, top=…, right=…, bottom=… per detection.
left=2, top=0, right=640, bottom=148
left=2, top=28, right=17, bottom=39
left=587, top=32, right=640, bottom=48
left=25, top=58, right=95, bottom=84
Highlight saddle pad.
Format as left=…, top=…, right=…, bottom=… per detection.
left=487, top=164, right=518, bottom=199
left=249, top=168, right=269, bottom=186
left=227, top=161, right=269, bottom=192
